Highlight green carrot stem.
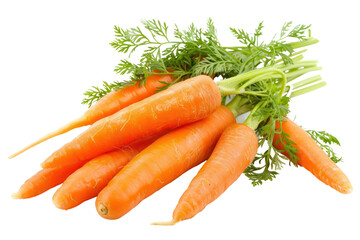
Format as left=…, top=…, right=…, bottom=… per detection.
left=273, top=54, right=304, bottom=65
left=278, top=61, right=319, bottom=72
left=243, top=102, right=264, bottom=130
left=225, top=95, right=253, bottom=117
left=284, top=66, right=322, bottom=81
left=290, top=81, right=326, bottom=98
left=286, top=37, right=319, bottom=49
left=218, top=68, right=287, bottom=95
left=292, top=75, right=322, bottom=89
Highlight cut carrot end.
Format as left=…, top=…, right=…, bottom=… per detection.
left=98, top=204, right=108, bottom=215
left=151, top=219, right=178, bottom=226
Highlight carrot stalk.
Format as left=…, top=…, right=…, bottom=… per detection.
left=41, top=75, right=221, bottom=169
left=273, top=118, right=353, bottom=194
left=11, top=162, right=84, bottom=199
left=95, top=106, right=236, bottom=220
left=153, top=123, right=258, bottom=225
left=52, top=135, right=158, bottom=210
left=8, top=74, right=173, bottom=159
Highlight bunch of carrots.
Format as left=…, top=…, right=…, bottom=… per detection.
left=10, top=20, right=352, bottom=225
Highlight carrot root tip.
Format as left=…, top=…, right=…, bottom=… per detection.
left=151, top=219, right=178, bottom=226
left=52, top=197, right=65, bottom=210
left=8, top=116, right=87, bottom=159
left=11, top=192, right=21, bottom=199
left=40, top=162, right=47, bottom=168
left=342, top=184, right=353, bottom=194
left=98, top=204, right=108, bottom=215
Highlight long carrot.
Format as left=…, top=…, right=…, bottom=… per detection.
left=52, top=135, right=158, bottom=210
left=273, top=117, right=352, bottom=194
left=154, top=123, right=258, bottom=225
left=95, top=106, right=235, bottom=220
left=9, top=74, right=173, bottom=159
left=41, top=75, right=221, bottom=169
left=11, top=162, right=84, bottom=199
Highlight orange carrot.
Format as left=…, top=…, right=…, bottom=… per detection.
left=41, top=75, right=221, bottom=169
left=9, top=74, right=173, bottom=159
left=154, top=123, right=258, bottom=225
left=52, top=135, right=158, bottom=210
left=95, top=106, right=235, bottom=220
left=11, top=162, right=84, bottom=199
left=273, top=117, right=352, bottom=194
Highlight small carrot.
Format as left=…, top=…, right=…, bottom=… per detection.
left=9, top=74, right=173, bottom=159
left=41, top=75, right=221, bottom=169
left=153, top=123, right=258, bottom=225
left=52, top=135, right=158, bottom=210
left=11, top=162, right=84, bottom=199
left=273, top=117, right=353, bottom=194
left=95, top=106, right=235, bottom=220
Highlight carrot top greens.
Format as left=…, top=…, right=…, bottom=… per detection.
left=306, top=130, right=342, bottom=163
left=82, top=19, right=316, bottom=107
left=82, top=19, right=341, bottom=186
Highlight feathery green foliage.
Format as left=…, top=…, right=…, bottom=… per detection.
left=82, top=19, right=315, bottom=106
left=307, top=130, right=342, bottom=163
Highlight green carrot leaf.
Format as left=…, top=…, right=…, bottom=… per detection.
left=306, top=130, right=342, bottom=163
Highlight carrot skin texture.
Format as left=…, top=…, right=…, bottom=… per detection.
left=273, top=118, right=353, bottom=194
left=9, top=74, right=173, bottom=159
left=84, top=74, right=173, bottom=123
left=95, top=106, right=236, bottom=220
left=52, top=136, right=157, bottom=210
left=166, top=123, right=258, bottom=224
left=12, top=163, right=84, bottom=199
left=41, top=75, right=221, bottom=169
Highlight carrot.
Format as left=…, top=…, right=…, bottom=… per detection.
left=8, top=74, right=173, bottom=159
left=95, top=106, right=235, bottom=220
left=153, top=123, right=258, bottom=225
left=273, top=117, right=353, bottom=194
left=11, top=162, right=84, bottom=199
left=41, top=75, right=221, bottom=169
left=52, top=135, right=158, bottom=210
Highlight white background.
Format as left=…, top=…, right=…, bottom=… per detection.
left=1, top=0, right=359, bottom=239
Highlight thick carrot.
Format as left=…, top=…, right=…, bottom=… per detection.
left=95, top=106, right=236, bottom=220
left=9, top=74, right=173, bottom=159
left=41, top=75, right=221, bottom=169
left=11, top=162, right=84, bottom=199
left=52, top=135, right=158, bottom=210
left=154, top=123, right=258, bottom=225
left=273, top=117, right=352, bottom=194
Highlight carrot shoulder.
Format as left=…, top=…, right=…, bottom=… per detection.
left=8, top=74, right=172, bottom=159
left=273, top=117, right=352, bottom=194
left=95, top=106, right=236, bottom=220
left=41, top=75, right=221, bottom=169
left=52, top=135, right=158, bottom=210
left=154, top=123, right=258, bottom=225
